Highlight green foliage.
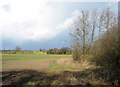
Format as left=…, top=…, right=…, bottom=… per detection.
left=2, top=54, right=72, bottom=61
left=2, top=50, right=47, bottom=55
left=59, top=47, right=72, bottom=54
left=39, top=48, right=42, bottom=51
left=47, top=47, right=72, bottom=55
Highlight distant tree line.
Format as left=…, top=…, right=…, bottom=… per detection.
left=2, top=46, right=39, bottom=54
left=2, top=47, right=72, bottom=55
left=47, top=47, right=72, bottom=54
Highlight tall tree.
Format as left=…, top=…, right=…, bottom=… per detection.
left=87, top=9, right=98, bottom=53
left=98, top=10, right=104, bottom=40
left=71, top=10, right=90, bottom=55
left=71, top=7, right=117, bottom=60
left=103, top=7, right=117, bottom=32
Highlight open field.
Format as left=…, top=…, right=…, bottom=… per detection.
left=2, top=54, right=72, bottom=72
left=2, top=54, right=111, bottom=85
left=2, top=51, right=47, bottom=55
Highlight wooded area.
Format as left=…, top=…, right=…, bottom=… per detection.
left=71, top=7, right=119, bottom=85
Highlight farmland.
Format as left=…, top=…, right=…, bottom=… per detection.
left=2, top=54, right=72, bottom=72
left=2, top=54, right=110, bottom=85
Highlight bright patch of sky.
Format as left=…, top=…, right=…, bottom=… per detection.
left=0, top=0, right=118, bottom=50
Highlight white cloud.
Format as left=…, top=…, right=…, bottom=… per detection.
left=0, top=0, right=77, bottom=42
left=57, top=18, right=74, bottom=30
left=57, top=10, right=82, bottom=31
left=51, top=0, right=119, bottom=2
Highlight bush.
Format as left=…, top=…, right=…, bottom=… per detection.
left=94, top=25, right=120, bottom=84
left=94, top=25, right=119, bottom=66
left=72, top=49, right=81, bottom=61
left=12, top=51, right=16, bottom=54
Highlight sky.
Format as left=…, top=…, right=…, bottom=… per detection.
left=0, top=0, right=118, bottom=50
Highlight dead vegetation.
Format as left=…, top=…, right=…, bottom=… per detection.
left=2, top=67, right=114, bottom=86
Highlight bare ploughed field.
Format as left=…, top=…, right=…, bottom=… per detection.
left=2, top=54, right=109, bottom=85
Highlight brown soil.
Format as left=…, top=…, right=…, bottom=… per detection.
left=2, top=59, right=53, bottom=72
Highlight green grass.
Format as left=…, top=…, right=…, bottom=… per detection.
left=2, top=54, right=72, bottom=61
left=33, top=52, right=47, bottom=55
left=49, top=60, right=85, bottom=73
left=2, top=51, right=47, bottom=55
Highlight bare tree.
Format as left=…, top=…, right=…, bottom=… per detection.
left=87, top=9, right=98, bottom=53
left=98, top=10, right=104, bottom=40
left=71, top=10, right=90, bottom=56
left=103, top=7, right=117, bottom=32
left=71, top=7, right=117, bottom=61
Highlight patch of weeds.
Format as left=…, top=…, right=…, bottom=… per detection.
left=67, top=80, right=71, bottom=84
left=75, top=73, right=88, bottom=79
left=27, top=80, right=53, bottom=85
left=37, top=80, right=53, bottom=85
left=54, top=80, right=63, bottom=85
left=49, top=60, right=65, bottom=73
left=65, top=66, right=80, bottom=70
left=27, top=82, right=37, bottom=85
left=70, top=77, right=77, bottom=81
left=50, top=60, right=83, bottom=73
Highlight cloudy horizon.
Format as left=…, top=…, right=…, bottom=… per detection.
left=0, top=0, right=118, bottom=50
